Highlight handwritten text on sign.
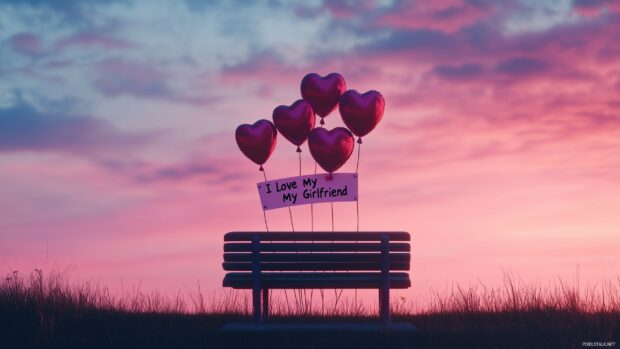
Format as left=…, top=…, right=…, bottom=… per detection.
left=257, top=173, right=358, bottom=210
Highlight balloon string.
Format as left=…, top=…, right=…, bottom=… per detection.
left=310, top=190, right=314, bottom=229
left=330, top=202, right=334, bottom=232
left=317, top=116, right=325, bottom=231
left=356, top=199, right=360, bottom=233
left=288, top=207, right=295, bottom=232
left=355, top=139, right=361, bottom=232
left=354, top=138, right=363, bottom=313
left=260, top=167, right=269, bottom=232
left=311, top=119, right=319, bottom=232
left=310, top=201, right=314, bottom=231
left=355, top=138, right=362, bottom=174
left=285, top=150, right=300, bottom=233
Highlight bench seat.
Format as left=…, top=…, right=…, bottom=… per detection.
left=223, top=272, right=411, bottom=289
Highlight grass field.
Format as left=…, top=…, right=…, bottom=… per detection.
left=1, top=269, right=618, bottom=348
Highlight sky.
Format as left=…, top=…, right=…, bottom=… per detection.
left=1, top=0, right=620, bottom=309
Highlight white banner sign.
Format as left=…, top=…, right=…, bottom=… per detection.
left=257, top=173, right=358, bottom=210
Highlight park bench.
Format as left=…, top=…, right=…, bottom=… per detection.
left=222, top=231, right=411, bottom=326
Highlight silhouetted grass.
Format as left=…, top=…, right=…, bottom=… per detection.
left=1, top=269, right=618, bottom=348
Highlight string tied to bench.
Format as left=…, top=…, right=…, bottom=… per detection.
left=259, top=168, right=269, bottom=232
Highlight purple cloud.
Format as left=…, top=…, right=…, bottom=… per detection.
left=374, top=0, right=495, bottom=32
left=323, top=0, right=378, bottom=19
left=433, top=63, right=486, bottom=81
left=0, top=98, right=153, bottom=156
left=495, top=57, right=550, bottom=76
left=2, top=0, right=126, bottom=23
left=55, top=33, right=134, bottom=50
left=94, top=59, right=172, bottom=98
left=10, top=32, right=43, bottom=56
left=366, top=29, right=457, bottom=54
left=92, top=58, right=219, bottom=105
left=138, top=163, right=216, bottom=182
left=96, top=156, right=252, bottom=186
left=294, top=4, right=325, bottom=18
left=573, top=0, right=610, bottom=9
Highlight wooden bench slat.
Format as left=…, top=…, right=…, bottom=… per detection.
left=224, top=231, right=410, bottom=241
left=224, top=242, right=411, bottom=253
left=224, top=252, right=410, bottom=263
left=223, top=272, right=411, bottom=289
left=222, top=261, right=410, bottom=271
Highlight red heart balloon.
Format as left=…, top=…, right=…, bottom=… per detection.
left=339, top=89, right=385, bottom=139
left=235, top=119, right=277, bottom=167
left=308, top=127, right=354, bottom=173
left=272, top=99, right=315, bottom=150
left=300, top=72, right=346, bottom=120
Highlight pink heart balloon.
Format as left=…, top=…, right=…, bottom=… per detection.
left=300, top=72, right=346, bottom=120
left=235, top=119, right=277, bottom=167
left=339, top=89, right=385, bottom=139
left=272, top=99, right=315, bottom=150
left=308, top=127, right=354, bottom=173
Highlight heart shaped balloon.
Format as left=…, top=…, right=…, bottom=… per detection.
left=272, top=99, right=315, bottom=150
left=308, top=127, right=354, bottom=173
left=300, top=72, right=346, bottom=120
left=339, top=89, right=385, bottom=139
left=235, top=119, right=277, bottom=167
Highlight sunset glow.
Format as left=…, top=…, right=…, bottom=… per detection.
left=1, top=0, right=619, bottom=307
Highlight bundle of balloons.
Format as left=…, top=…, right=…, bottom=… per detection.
left=235, top=72, right=385, bottom=178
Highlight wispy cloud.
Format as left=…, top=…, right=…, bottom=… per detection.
left=55, top=32, right=135, bottom=50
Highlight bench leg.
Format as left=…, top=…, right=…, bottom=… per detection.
left=262, top=288, right=269, bottom=321
left=379, top=287, right=390, bottom=327
left=380, top=234, right=391, bottom=327
left=252, top=287, right=261, bottom=325
left=251, top=235, right=262, bottom=324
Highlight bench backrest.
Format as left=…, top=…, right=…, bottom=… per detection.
left=223, top=231, right=411, bottom=272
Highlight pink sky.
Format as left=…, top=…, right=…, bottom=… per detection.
left=1, top=0, right=619, bottom=309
